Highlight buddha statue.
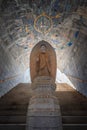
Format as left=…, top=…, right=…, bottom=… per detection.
left=36, top=44, right=51, bottom=77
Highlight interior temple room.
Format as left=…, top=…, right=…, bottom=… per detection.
left=0, top=0, right=87, bottom=130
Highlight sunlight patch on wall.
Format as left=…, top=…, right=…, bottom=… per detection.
left=23, top=68, right=75, bottom=90
left=56, top=69, right=75, bottom=89
left=23, top=68, right=31, bottom=83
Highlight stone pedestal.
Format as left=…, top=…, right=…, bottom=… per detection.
left=26, top=76, right=63, bottom=130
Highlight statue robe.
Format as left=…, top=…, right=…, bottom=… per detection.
left=36, top=52, right=51, bottom=76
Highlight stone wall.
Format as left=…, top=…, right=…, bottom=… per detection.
left=68, top=32, right=87, bottom=96
left=0, top=44, right=24, bottom=97
left=57, top=31, right=87, bottom=97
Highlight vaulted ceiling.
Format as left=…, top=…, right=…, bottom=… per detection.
left=0, top=0, right=87, bottom=97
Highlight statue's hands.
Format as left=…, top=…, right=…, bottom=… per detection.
left=48, top=68, right=51, bottom=73
left=36, top=57, right=39, bottom=62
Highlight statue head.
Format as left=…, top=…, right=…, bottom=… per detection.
left=40, top=44, right=47, bottom=53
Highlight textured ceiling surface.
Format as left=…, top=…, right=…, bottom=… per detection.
left=0, top=0, right=87, bottom=67
left=0, top=0, right=87, bottom=97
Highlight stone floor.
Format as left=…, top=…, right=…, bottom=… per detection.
left=0, top=83, right=87, bottom=117
left=0, top=83, right=87, bottom=130
left=0, top=83, right=31, bottom=117
left=56, top=83, right=87, bottom=116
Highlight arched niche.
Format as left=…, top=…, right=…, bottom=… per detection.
left=30, top=40, right=57, bottom=82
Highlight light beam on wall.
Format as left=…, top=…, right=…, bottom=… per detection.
left=23, top=68, right=75, bottom=89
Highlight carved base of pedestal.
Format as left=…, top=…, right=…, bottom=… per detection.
left=26, top=76, right=63, bottom=130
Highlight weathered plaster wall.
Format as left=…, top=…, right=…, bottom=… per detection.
left=57, top=32, right=87, bottom=96
left=0, top=43, right=25, bottom=97
left=68, top=33, right=87, bottom=96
